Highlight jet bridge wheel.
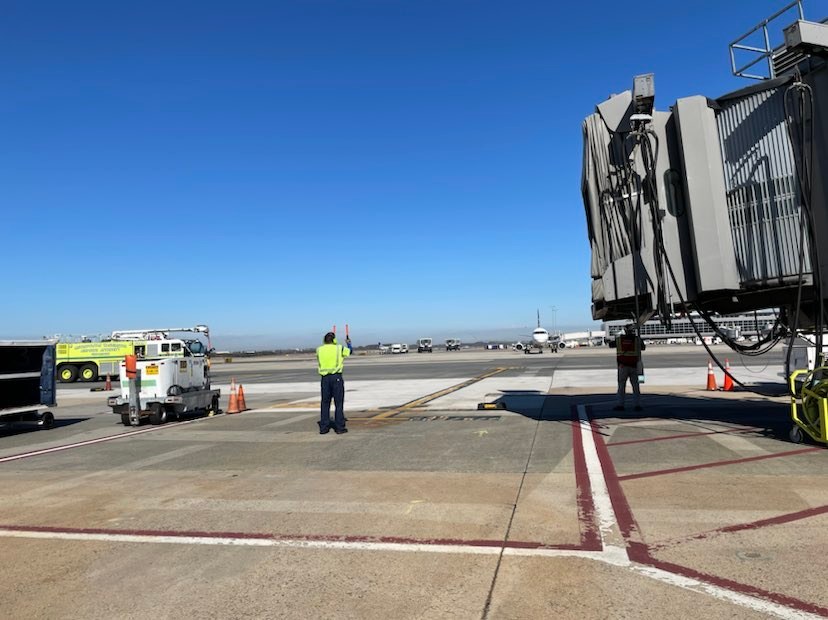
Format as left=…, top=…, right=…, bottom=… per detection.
left=789, top=425, right=804, bottom=444
left=149, top=403, right=168, bottom=425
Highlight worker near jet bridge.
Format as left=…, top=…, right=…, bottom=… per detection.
left=609, top=324, right=645, bottom=412
left=316, top=331, right=352, bottom=434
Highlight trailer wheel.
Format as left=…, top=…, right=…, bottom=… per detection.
left=59, top=365, right=78, bottom=383
left=39, top=411, right=55, bottom=429
left=789, top=425, right=804, bottom=444
left=121, top=414, right=132, bottom=426
left=79, top=363, right=98, bottom=382
left=149, top=403, right=167, bottom=425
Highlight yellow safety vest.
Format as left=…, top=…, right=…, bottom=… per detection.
left=316, top=343, right=351, bottom=376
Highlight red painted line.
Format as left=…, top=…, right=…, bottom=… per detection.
left=618, top=447, right=822, bottom=482
left=607, top=426, right=759, bottom=448
left=570, top=405, right=602, bottom=551
left=651, top=504, right=828, bottom=551
left=586, top=406, right=828, bottom=617
left=628, top=545, right=828, bottom=617
left=0, top=523, right=584, bottom=550
left=0, top=411, right=240, bottom=464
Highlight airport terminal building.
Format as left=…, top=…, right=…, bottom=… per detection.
left=603, top=310, right=777, bottom=343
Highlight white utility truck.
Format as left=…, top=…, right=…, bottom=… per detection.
left=417, top=338, right=433, bottom=353
left=107, top=326, right=220, bottom=426
left=446, top=339, right=461, bottom=351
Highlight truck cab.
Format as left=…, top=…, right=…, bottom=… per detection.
left=446, top=339, right=461, bottom=351
left=417, top=338, right=433, bottom=353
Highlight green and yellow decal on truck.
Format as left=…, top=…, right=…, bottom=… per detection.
left=56, top=341, right=143, bottom=383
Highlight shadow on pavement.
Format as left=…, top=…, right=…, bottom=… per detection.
left=492, top=390, right=795, bottom=444
left=0, top=417, right=89, bottom=437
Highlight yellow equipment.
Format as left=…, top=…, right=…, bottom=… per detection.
left=789, top=368, right=828, bottom=445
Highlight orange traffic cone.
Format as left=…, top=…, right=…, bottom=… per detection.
left=227, top=378, right=240, bottom=414
left=723, top=359, right=734, bottom=392
left=237, top=384, right=247, bottom=412
left=706, top=361, right=718, bottom=391
left=104, top=374, right=112, bottom=391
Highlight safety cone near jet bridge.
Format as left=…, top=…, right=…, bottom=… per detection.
left=723, top=359, right=734, bottom=392
left=706, top=361, right=718, bottom=391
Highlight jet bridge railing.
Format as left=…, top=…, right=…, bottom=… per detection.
left=729, top=1, right=804, bottom=80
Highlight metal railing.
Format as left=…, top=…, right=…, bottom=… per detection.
left=729, top=1, right=805, bottom=80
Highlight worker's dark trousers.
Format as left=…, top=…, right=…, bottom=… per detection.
left=320, top=373, right=345, bottom=432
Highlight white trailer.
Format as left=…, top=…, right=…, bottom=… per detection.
left=0, top=340, right=57, bottom=429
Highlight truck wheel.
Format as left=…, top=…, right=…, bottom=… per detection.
left=59, top=365, right=78, bottom=383
left=39, top=411, right=55, bottom=428
left=210, top=394, right=220, bottom=416
left=149, top=403, right=167, bottom=425
left=121, top=414, right=132, bottom=426
left=79, top=364, right=98, bottom=382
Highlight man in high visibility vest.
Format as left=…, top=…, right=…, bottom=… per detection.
left=609, top=324, right=646, bottom=411
left=316, top=331, right=353, bottom=434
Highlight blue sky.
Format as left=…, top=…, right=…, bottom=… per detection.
left=0, top=1, right=812, bottom=348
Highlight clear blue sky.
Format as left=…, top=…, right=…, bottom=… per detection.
left=0, top=1, right=811, bottom=348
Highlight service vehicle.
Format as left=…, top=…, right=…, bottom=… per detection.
left=400, top=343, right=409, bottom=353
left=107, top=326, right=219, bottom=426
left=390, top=344, right=403, bottom=354
left=417, top=338, right=433, bottom=353
left=0, top=340, right=57, bottom=429
left=446, top=339, right=461, bottom=351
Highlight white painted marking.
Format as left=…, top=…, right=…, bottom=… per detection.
left=576, top=404, right=625, bottom=558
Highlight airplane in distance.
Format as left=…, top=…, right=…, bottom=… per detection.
left=513, top=310, right=551, bottom=354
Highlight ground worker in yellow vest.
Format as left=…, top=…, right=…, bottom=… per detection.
left=609, top=324, right=646, bottom=411
left=316, top=331, right=353, bottom=434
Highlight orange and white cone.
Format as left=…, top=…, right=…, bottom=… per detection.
left=706, top=361, right=718, bottom=391
left=723, top=359, right=734, bottom=392
left=237, top=384, right=247, bottom=412
left=227, top=378, right=240, bottom=414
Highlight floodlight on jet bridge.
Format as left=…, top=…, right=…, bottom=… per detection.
left=632, top=73, right=655, bottom=117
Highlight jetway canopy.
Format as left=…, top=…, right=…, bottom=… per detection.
left=582, top=25, right=828, bottom=329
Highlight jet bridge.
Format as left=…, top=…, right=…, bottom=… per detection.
left=582, top=3, right=828, bottom=335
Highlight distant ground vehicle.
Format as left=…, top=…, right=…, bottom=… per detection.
left=108, top=336, right=219, bottom=426
left=417, top=338, right=433, bottom=353
left=378, top=345, right=390, bottom=354
left=56, top=325, right=211, bottom=383
left=400, top=343, right=409, bottom=353
left=390, top=344, right=403, bottom=354
left=0, top=340, right=57, bottom=429
left=446, top=339, right=461, bottom=351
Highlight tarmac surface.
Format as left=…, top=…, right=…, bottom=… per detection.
left=2, top=346, right=826, bottom=619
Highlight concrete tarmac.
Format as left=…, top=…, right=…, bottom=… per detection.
left=1, top=347, right=825, bottom=619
